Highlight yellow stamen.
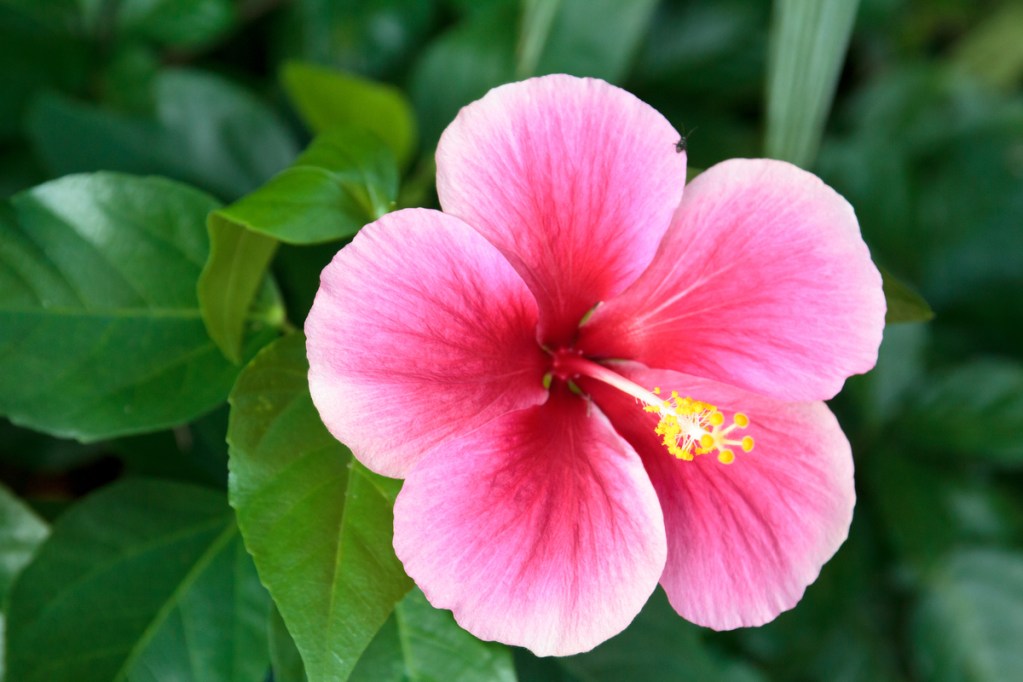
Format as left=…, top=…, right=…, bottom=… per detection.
left=643, top=390, right=756, bottom=465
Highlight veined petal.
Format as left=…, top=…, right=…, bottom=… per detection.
left=393, top=389, right=667, bottom=656
left=579, top=158, right=885, bottom=402
left=436, top=75, right=686, bottom=345
left=582, top=364, right=854, bottom=630
left=306, top=208, right=548, bottom=478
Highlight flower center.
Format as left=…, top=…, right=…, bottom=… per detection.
left=550, top=351, right=755, bottom=465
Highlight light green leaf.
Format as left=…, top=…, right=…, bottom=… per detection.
left=913, top=549, right=1023, bottom=682
left=27, top=69, right=298, bottom=200
left=198, top=215, right=280, bottom=364
left=765, top=0, right=860, bottom=167
left=218, top=127, right=398, bottom=244
left=901, top=359, right=1023, bottom=467
left=281, top=61, right=417, bottom=168
left=5, top=479, right=270, bottom=682
left=198, top=126, right=396, bottom=362
left=0, top=173, right=283, bottom=442
left=228, top=334, right=412, bottom=682
left=881, top=266, right=934, bottom=324
left=350, top=589, right=517, bottom=682
left=949, top=2, right=1023, bottom=91
left=528, top=0, right=658, bottom=83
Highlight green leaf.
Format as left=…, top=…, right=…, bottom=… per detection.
left=560, top=589, right=762, bottom=682
left=0, top=173, right=283, bottom=442
left=350, top=589, right=517, bottom=682
left=0, top=483, right=49, bottom=681
left=901, top=359, right=1023, bottom=467
left=410, top=1, right=517, bottom=147
left=269, top=605, right=308, bottom=682
left=27, top=69, right=298, bottom=200
left=281, top=61, right=417, bottom=168
left=882, top=266, right=934, bottom=324
left=913, top=549, right=1023, bottom=682
left=198, top=215, right=280, bottom=364
left=198, top=127, right=396, bottom=362
left=228, top=334, right=412, bottom=682
left=528, top=0, right=658, bottom=83
left=870, top=453, right=1023, bottom=572
left=218, top=128, right=398, bottom=244
left=949, top=2, right=1023, bottom=91
left=112, top=0, right=236, bottom=49
left=0, top=484, right=50, bottom=601
left=0, top=6, right=89, bottom=139
left=764, top=0, right=860, bottom=167
left=5, top=479, right=270, bottom=682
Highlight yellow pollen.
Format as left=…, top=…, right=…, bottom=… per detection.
left=643, top=389, right=756, bottom=465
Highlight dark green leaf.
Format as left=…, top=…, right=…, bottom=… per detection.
left=5, top=479, right=270, bottom=682
left=881, top=266, right=934, bottom=324
left=561, top=589, right=762, bottom=682
left=0, top=173, right=283, bottom=441
left=350, top=589, right=517, bottom=682
left=410, top=1, right=517, bottom=147
left=198, top=215, right=280, bottom=363
left=281, top=61, right=417, bottom=168
left=113, top=0, right=235, bottom=49
left=913, top=549, right=1023, bottom=682
left=765, top=0, right=860, bottom=167
left=0, top=483, right=48, bottom=600
left=28, top=69, right=299, bottom=200
left=0, top=483, right=49, bottom=681
left=228, top=334, right=412, bottom=682
left=269, top=605, right=308, bottom=682
left=870, top=453, right=1023, bottom=571
left=530, top=0, right=658, bottom=82
left=901, top=359, right=1023, bottom=466
left=0, top=6, right=89, bottom=139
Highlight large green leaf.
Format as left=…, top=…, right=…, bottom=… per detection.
left=27, top=69, right=298, bottom=200
left=528, top=0, right=658, bottom=83
left=349, top=589, right=517, bottom=682
left=228, top=334, right=412, bottom=682
left=901, top=359, right=1023, bottom=467
left=0, top=483, right=49, bottom=680
left=4, top=479, right=270, bottom=682
left=281, top=61, right=417, bottom=168
left=560, top=589, right=762, bottom=682
left=109, top=0, right=235, bottom=48
left=764, top=0, right=860, bottom=167
left=913, top=549, right=1023, bottom=682
left=0, top=173, right=283, bottom=441
left=199, top=127, right=396, bottom=363
left=410, top=1, right=517, bottom=147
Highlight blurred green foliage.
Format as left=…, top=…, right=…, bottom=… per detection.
left=1, top=0, right=1022, bottom=680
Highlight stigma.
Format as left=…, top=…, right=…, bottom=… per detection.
left=643, top=389, right=754, bottom=464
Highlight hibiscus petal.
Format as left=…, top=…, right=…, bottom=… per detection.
left=393, top=389, right=667, bottom=656
left=578, top=158, right=885, bottom=402
left=306, top=208, right=548, bottom=478
left=581, top=364, right=854, bottom=630
left=436, top=74, right=686, bottom=345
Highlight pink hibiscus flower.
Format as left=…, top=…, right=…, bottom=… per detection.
left=306, top=75, right=885, bottom=656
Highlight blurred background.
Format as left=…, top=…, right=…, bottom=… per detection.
left=2, top=0, right=1022, bottom=680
